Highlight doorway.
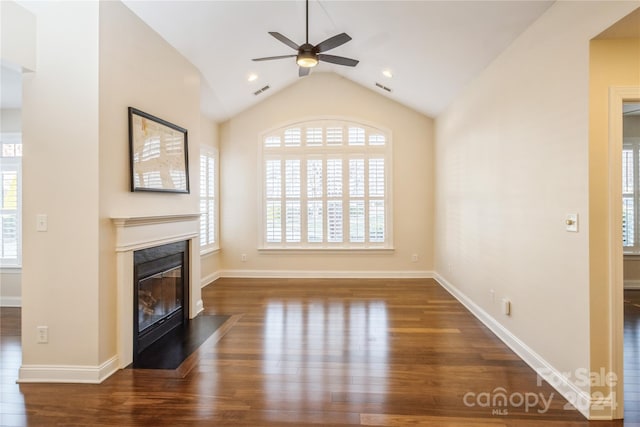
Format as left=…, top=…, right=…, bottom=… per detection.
left=608, top=87, right=640, bottom=420
left=622, top=101, right=640, bottom=422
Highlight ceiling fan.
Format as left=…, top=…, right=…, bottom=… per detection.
left=252, top=0, right=359, bottom=77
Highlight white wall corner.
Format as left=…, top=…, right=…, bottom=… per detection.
left=18, top=355, right=119, bottom=384
left=433, top=273, right=593, bottom=420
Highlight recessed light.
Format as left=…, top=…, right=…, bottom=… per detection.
left=382, top=69, right=393, bottom=78
left=248, top=73, right=258, bottom=82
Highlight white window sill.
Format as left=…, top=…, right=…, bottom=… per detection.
left=258, top=247, right=394, bottom=254
left=0, top=267, right=22, bottom=274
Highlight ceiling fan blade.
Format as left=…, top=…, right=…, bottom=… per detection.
left=299, top=66, right=311, bottom=77
left=318, top=54, right=359, bottom=67
left=315, top=33, right=352, bottom=53
left=268, top=32, right=300, bottom=51
left=252, top=54, right=297, bottom=62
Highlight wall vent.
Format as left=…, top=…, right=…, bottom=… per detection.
left=254, top=85, right=270, bottom=96
left=375, top=82, right=392, bottom=93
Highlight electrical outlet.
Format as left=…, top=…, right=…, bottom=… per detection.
left=240, top=253, right=247, bottom=262
left=411, top=253, right=418, bottom=263
left=37, top=326, right=48, bottom=343
left=36, top=214, right=48, bottom=232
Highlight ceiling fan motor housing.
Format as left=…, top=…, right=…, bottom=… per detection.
left=297, top=44, right=318, bottom=67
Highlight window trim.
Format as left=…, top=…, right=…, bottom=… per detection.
left=199, top=145, right=219, bottom=254
left=258, top=117, right=393, bottom=251
left=0, top=133, right=22, bottom=268
left=623, top=136, right=640, bottom=255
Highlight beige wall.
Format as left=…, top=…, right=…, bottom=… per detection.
left=435, top=1, right=638, bottom=418
left=624, top=256, right=640, bottom=286
left=0, top=269, right=21, bottom=306
left=219, top=72, right=434, bottom=275
left=98, top=1, right=203, bottom=364
left=1, top=109, right=22, bottom=132
left=0, top=108, right=22, bottom=306
left=0, top=1, right=36, bottom=71
left=625, top=115, right=640, bottom=137
left=21, top=1, right=101, bottom=367
left=17, top=0, right=204, bottom=376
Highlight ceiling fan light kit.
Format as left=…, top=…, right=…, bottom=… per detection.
left=252, top=0, right=358, bottom=77
left=296, top=48, right=318, bottom=68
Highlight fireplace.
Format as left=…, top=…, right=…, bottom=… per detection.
left=133, top=241, right=189, bottom=361
left=112, top=214, right=202, bottom=369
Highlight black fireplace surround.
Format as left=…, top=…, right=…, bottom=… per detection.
left=133, top=241, right=189, bottom=362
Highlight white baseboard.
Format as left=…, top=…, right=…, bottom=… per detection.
left=18, top=355, right=119, bottom=384
left=201, top=271, right=221, bottom=288
left=624, top=279, right=640, bottom=289
left=433, top=273, right=595, bottom=420
left=195, top=298, right=204, bottom=315
left=0, top=296, right=21, bottom=307
left=218, top=270, right=434, bottom=279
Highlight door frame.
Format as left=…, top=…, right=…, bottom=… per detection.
left=608, top=86, right=640, bottom=419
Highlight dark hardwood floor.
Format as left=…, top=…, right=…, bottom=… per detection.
left=0, top=278, right=638, bottom=426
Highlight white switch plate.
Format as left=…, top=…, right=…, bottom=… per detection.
left=36, top=214, right=48, bottom=232
left=37, top=326, right=48, bottom=343
left=565, top=213, right=578, bottom=232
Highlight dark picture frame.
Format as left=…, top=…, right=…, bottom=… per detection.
left=128, top=107, right=190, bottom=193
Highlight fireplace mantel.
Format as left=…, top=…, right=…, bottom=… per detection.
left=112, top=214, right=201, bottom=252
left=111, top=213, right=202, bottom=368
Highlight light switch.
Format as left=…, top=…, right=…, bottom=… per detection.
left=565, top=213, right=578, bottom=232
left=36, top=214, right=48, bottom=232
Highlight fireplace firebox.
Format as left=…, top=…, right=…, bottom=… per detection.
left=133, top=240, right=189, bottom=362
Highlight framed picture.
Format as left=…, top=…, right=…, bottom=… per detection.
left=128, top=107, right=190, bottom=193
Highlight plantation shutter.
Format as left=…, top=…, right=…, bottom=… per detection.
left=1, top=134, right=22, bottom=266
left=261, top=120, right=390, bottom=249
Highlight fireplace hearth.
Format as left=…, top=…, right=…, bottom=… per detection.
left=133, top=240, right=189, bottom=364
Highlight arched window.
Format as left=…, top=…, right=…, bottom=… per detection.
left=260, top=119, right=392, bottom=249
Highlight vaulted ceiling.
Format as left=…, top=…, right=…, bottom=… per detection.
left=1, top=2, right=555, bottom=118
left=122, top=1, right=554, bottom=122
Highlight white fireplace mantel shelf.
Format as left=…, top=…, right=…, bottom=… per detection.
left=111, top=213, right=201, bottom=228
left=111, top=213, right=202, bottom=369
left=111, top=214, right=201, bottom=253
